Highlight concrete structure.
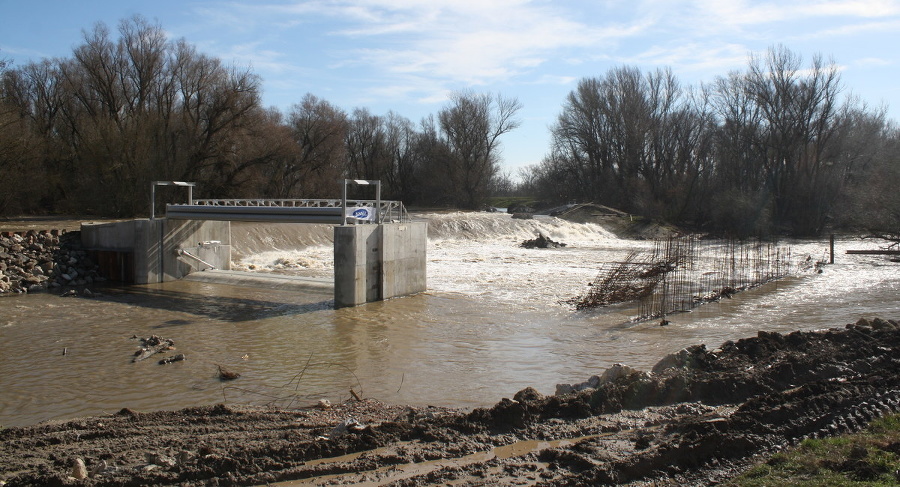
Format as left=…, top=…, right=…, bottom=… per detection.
left=80, top=218, right=426, bottom=307
left=79, top=180, right=425, bottom=305
left=333, top=222, right=428, bottom=307
left=81, top=219, right=231, bottom=284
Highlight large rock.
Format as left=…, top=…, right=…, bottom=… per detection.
left=555, top=363, right=641, bottom=395
left=651, top=344, right=711, bottom=374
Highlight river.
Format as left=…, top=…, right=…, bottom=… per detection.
left=1, top=212, right=898, bottom=428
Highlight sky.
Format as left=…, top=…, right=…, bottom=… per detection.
left=2, top=0, right=899, bottom=177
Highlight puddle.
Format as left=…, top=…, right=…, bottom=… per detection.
left=271, top=433, right=609, bottom=486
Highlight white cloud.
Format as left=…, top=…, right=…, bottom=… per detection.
left=628, top=43, right=750, bottom=73
left=254, top=0, right=652, bottom=100
left=533, top=74, right=580, bottom=85
left=853, top=57, right=894, bottom=68
left=194, top=0, right=899, bottom=116
left=803, top=18, right=900, bottom=38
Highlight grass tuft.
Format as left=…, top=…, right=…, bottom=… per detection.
left=727, top=414, right=900, bottom=486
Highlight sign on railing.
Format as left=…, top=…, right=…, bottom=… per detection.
left=346, top=206, right=377, bottom=222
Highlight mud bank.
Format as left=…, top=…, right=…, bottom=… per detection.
left=2, top=318, right=900, bottom=486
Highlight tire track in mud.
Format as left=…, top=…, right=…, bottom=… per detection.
left=2, top=318, right=900, bottom=486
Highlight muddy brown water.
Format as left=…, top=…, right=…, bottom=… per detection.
left=2, top=214, right=899, bottom=428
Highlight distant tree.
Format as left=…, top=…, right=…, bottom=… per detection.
left=410, top=114, right=455, bottom=206
left=489, top=169, right=516, bottom=197
left=833, top=111, right=900, bottom=241
left=743, top=45, right=845, bottom=235
left=539, top=66, right=712, bottom=218
left=345, top=107, right=389, bottom=181
left=1, top=59, right=68, bottom=213
left=274, top=93, right=348, bottom=198
left=0, top=16, right=271, bottom=216
left=437, top=90, right=522, bottom=209
left=0, top=54, right=30, bottom=213
left=381, top=111, right=420, bottom=203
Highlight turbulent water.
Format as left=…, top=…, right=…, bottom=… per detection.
left=1, top=212, right=898, bottom=428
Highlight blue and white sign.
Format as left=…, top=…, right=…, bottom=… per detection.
left=347, top=207, right=376, bottom=221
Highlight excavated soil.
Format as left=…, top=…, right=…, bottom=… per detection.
left=3, top=318, right=900, bottom=486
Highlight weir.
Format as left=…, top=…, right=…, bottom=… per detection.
left=80, top=181, right=427, bottom=308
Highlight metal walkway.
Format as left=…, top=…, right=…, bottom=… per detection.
left=158, top=180, right=407, bottom=224
left=165, top=199, right=407, bottom=224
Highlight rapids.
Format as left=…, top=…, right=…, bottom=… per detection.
left=1, top=212, right=898, bottom=428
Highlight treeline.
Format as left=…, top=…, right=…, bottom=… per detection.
left=521, top=46, right=899, bottom=237
left=0, top=16, right=520, bottom=216
left=2, top=17, right=898, bottom=238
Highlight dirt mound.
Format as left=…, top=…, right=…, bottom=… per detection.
left=3, top=319, right=900, bottom=486
left=554, top=203, right=681, bottom=240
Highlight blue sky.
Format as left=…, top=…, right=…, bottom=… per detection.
left=2, top=0, right=899, bottom=176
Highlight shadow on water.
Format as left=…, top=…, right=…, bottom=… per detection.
left=87, top=284, right=334, bottom=323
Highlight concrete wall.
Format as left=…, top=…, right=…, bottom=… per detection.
left=81, top=219, right=231, bottom=283
left=381, top=223, right=427, bottom=300
left=333, top=222, right=427, bottom=307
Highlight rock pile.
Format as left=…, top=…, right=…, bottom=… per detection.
left=521, top=233, right=567, bottom=249
left=0, top=230, right=103, bottom=294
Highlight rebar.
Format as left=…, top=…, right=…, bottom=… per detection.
left=571, top=236, right=793, bottom=321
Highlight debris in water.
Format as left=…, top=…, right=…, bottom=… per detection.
left=159, top=353, right=186, bottom=365
left=566, top=250, right=676, bottom=310
left=132, top=335, right=176, bottom=362
left=216, top=364, right=240, bottom=380
left=521, top=233, right=566, bottom=249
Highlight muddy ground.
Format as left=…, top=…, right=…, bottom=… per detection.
left=3, top=318, right=900, bottom=486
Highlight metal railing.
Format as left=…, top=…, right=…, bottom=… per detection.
left=155, top=180, right=408, bottom=224
left=173, top=199, right=407, bottom=224
left=191, top=199, right=346, bottom=207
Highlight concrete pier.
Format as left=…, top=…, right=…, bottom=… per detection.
left=333, top=222, right=427, bottom=307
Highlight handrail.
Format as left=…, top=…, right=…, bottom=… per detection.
left=176, top=249, right=216, bottom=270
left=183, top=199, right=407, bottom=223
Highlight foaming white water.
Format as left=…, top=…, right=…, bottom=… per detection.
left=230, top=212, right=637, bottom=305
left=422, top=212, right=631, bottom=304
left=421, top=211, right=617, bottom=245
left=230, top=222, right=335, bottom=260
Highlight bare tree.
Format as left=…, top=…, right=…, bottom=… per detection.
left=345, top=108, right=388, bottom=181
left=540, top=66, right=711, bottom=216
left=744, top=45, right=844, bottom=234
left=833, top=108, right=899, bottom=240
left=274, top=93, right=348, bottom=198
left=381, top=111, right=419, bottom=202
left=437, top=90, right=522, bottom=208
left=2, top=16, right=269, bottom=215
